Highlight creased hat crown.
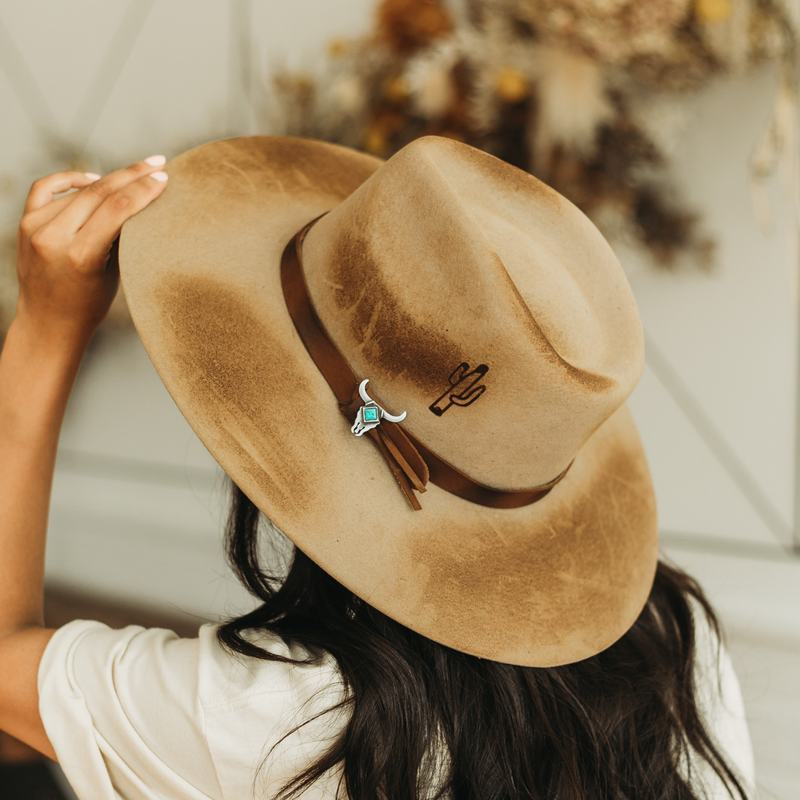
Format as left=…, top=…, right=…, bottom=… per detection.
left=303, top=136, right=644, bottom=489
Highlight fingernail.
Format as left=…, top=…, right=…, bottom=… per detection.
left=145, top=155, right=166, bottom=167
left=84, top=172, right=101, bottom=181
left=150, top=171, right=169, bottom=183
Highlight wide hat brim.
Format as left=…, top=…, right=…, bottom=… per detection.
left=120, top=136, right=658, bottom=667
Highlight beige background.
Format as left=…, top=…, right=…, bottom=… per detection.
left=0, top=1, right=798, bottom=797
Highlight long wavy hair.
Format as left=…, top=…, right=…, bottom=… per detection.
left=218, top=483, right=749, bottom=800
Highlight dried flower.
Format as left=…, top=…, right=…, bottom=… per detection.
left=376, top=0, right=453, bottom=55
left=406, top=39, right=461, bottom=118
left=414, top=65, right=457, bottom=117
left=529, top=46, right=613, bottom=170
left=328, top=39, right=351, bottom=59
left=694, top=0, right=732, bottom=23
left=332, top=76, right=367, bottom=113
left=364, top=125, right=389, bottom=154
left=495, top=66, right=529, bottom=102
left=383, top=75, right=410, bottom=103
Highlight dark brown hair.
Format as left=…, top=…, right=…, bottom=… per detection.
left=218, top=483, right=750, bottom=800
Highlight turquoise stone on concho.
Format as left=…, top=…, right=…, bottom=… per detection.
left=364, top=407, right=379, bottom=422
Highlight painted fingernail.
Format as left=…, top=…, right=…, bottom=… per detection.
left=150, top=171, right=169, bottom=182
left=145, top=155, right=166, bottom=167
left=84, top=172, right=101, bottom=181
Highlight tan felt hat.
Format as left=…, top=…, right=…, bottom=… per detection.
left=119, top=135, right=658, bottom=667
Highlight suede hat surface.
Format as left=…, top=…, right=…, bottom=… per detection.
left=119, top=135, right=658, bottom=667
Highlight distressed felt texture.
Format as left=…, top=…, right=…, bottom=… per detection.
left=119, top=136, right=658, bottom=667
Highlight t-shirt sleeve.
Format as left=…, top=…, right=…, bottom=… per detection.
left=691, top=605, right=757, bottom=799
left=38, top=619, right=224, bottom=800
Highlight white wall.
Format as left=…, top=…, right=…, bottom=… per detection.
left=1, top=2, right=798, bottom=796
left=627, top=69, right=797, bottom=549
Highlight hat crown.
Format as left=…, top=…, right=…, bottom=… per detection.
left=303, top=136, right=644, bottom=489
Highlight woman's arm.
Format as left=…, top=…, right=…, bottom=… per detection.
left=0, top=158, right=169, bottom=758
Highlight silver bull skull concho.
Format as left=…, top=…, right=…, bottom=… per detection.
left=351, top=379, right=407, bottom=436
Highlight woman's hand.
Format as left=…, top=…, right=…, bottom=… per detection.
left=15, top=155, right=169, bottom=347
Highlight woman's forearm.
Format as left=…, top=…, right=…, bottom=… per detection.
left=0, top=159, right=167, bottom=639
left=0, top=314, right=85, bottom=636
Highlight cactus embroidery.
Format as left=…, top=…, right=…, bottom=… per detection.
left=429, top=363, right=489, bottom=416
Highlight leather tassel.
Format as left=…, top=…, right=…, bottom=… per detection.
left=377, top=422, right=429, bottom=492
left=367, top=426, right=425, bottom=510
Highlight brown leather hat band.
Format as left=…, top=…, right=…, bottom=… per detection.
left=280, top=216, right=569, bottom=510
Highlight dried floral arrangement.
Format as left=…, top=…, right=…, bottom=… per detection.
left=268, top=0, right=799, bottom=268
left=1, top=0, right=797, bottom=335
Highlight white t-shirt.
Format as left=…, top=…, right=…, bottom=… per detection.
left=38, top=610, right=756, bottom=800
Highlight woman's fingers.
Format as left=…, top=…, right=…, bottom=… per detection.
left=21, top=156, right=165, bottom=234
left=70, top=170, right=168, bottom=265
left=47, top=156, right=166, bottom=236
left=23, top=172, right=101, bottom=214
left=21, top=187, right=90, bottom=232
